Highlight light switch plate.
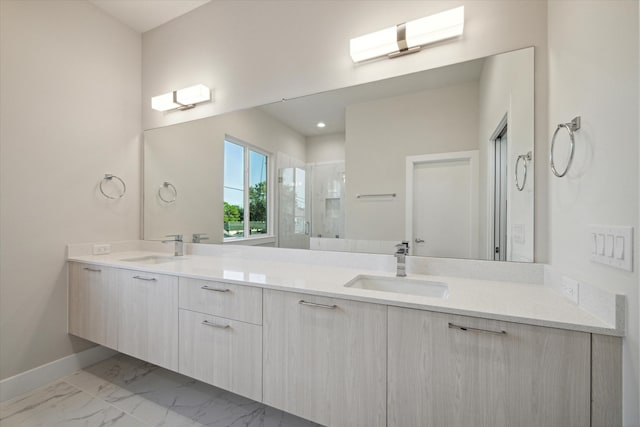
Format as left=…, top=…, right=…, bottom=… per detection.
left=589, top=225, right=633, bottom=271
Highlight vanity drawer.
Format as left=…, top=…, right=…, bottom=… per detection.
left=179, top=309, right=262, bottom=401
left=179, top=277, right=262, bottom=325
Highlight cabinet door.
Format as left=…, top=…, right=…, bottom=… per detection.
left=263, top=289, right=386, bottom=427
left=118, top=270, right=178, bottom=371
left=68, top=262, right=118, bottom=349
left=388, top=307, right=590, bottom=427
left=179, top=309, right=262, bottom=401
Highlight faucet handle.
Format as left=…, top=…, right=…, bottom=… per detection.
left=395, top=241, right=409, bottom=254
left=192, top=233, right=209, bottom=243
left=165, top=234, right=183, bottom=241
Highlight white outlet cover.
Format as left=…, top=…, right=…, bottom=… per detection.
left=92, top=244, right=111, bottom=255
left=561, top=276, right=579, bottom=304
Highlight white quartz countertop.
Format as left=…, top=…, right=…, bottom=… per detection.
left=68, top=250, right=623, bottom=336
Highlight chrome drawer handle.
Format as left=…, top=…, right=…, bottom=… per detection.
left=299, top=300, right=337, bottom=309
left=133, top=275, right=157, bottom=281
left=83, top=267, right=101, bottom=272
left=201, top=285, right=230, bottom=293
left=202, top=320, right=230, bottom=329
left=448, top=322, right=506, bottom=335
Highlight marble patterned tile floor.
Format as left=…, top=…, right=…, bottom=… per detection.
left=0, top=354, right=321, bottom=427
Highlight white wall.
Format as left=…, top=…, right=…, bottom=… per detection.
left=144, top=107, right=306, bottom=243
left=478, top=48, right=535, bottom=262
left=306, top=133, right=345, bottom=163
left=345, top=81, right=479, bottom=241
left=547, top=1, right=639, bottom=425
left=0, top=1, right=141, bottom=380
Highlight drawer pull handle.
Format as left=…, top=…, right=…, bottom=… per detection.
left=448, top=322, right=506, bottom=335
left=202, top=320, right=230, bottom=329
left=201, top=285, right=230, bottom=293
left=133, top=275, right=157, bottom=281
left=299, top=300, right=337, bottom=310
left=83, top=267, right=102, bottom=272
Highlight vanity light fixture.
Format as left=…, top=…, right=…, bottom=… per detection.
left=349, top=6, right=464, bottom=63
left=151, top=84, right=211, bottom=112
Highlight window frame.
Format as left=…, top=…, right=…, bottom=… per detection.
left=223, top=135, right=273, bottom=242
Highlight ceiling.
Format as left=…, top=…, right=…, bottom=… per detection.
left=259, top=57, right=485, bottom=137
left=88, top=0, right=211, bottom=33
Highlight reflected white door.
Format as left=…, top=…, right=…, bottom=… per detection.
left=278, top=167, right=310, bottom=249
left=407, top=151, right=478, bottom=259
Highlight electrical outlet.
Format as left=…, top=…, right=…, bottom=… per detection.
left=561, top=276, right=579, bottom=304
left=92, top=244, right=111, bottom=255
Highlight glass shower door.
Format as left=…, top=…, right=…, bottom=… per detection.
left=278, top=167, right=310, bottom=249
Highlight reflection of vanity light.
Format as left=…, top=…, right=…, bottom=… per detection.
left=349, top=6, right=464, bottom=62
left=151, top=84, right=211, bottom=112
left=316, top=122, right=326, bottom=128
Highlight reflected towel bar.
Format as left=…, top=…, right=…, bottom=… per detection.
left=356, top=193, right=396, bottom=199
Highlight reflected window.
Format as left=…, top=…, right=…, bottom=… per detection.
left=223, top=136, right=269, bottom=239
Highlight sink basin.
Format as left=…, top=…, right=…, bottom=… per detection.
left=120, top=255, right=184, bottom=265
left=345, top=275, right=448, bottom=298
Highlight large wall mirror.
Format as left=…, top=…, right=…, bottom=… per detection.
left=144, top=47, right=534, bottom=262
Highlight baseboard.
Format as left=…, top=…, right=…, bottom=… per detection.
left=0, top=345, right=117, bottom=402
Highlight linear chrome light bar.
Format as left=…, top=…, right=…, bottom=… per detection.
left=151, top=84, right=211, bottom=112
left=350, top=6, right=464, bottom=63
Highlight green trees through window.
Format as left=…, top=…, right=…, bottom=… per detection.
left=223, top=138, right=268, bottom=239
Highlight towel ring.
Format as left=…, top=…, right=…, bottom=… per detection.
left=158, top=181, right=177, bottom=203
left=515, top=151, right=532, bottom=192
left=550, top=116, right=581, bottom=178
left=99, top=174, right=126, bottom=199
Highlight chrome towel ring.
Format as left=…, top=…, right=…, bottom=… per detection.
left=515, top=151, right=532, bottom=192
left=99, top=174, right=126, bottom=199
left=158, top=181, right=177, bottom=203
left=550, top=116, right=581, bottom=178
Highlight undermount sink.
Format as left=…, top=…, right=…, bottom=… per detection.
left=345, top=275, right=449, bottom=298
left=120, top=255, right=185, bottom=265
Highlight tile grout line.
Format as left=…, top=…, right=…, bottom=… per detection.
left=61, top=376, right=153, bottom=427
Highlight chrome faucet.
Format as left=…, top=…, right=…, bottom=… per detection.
left=162, top=234, right=184, bottom=256
left=395, top=241, right=409, bottom=277
left=192, top=233, right=209, bottom=243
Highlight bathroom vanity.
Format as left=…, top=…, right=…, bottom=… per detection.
left=67, top=242, right=622, bottom=427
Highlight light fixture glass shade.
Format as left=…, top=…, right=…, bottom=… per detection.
left=176, top=84, right=211, bottom=105
left=405, top=6, right=464, bottom=48
left=151, top=92, right=180, bottom=111
left=349, top=6, right=464, bottom=63
left=349, top=25, right=397, bottom=62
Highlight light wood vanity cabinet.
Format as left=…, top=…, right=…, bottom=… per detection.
left=68, top=261, right=621, bottom=427
left=178, top=277, right=263, bottom=401
left=387, top=306, right=592, bottom=427
left=263, top=289, right=387, bottom=427
left=117, top=270, right=179, bottom=371
left=68, top=262, right=118, bottom=349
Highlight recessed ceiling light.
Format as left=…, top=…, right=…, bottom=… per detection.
left=317, top=122, right=326, bottom=128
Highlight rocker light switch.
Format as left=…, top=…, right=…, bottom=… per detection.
left=596, top=234, right=605, bottom=255
left=605, top=234, right=614, bottom=257
left=615, top=236, right=625, bottom=260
